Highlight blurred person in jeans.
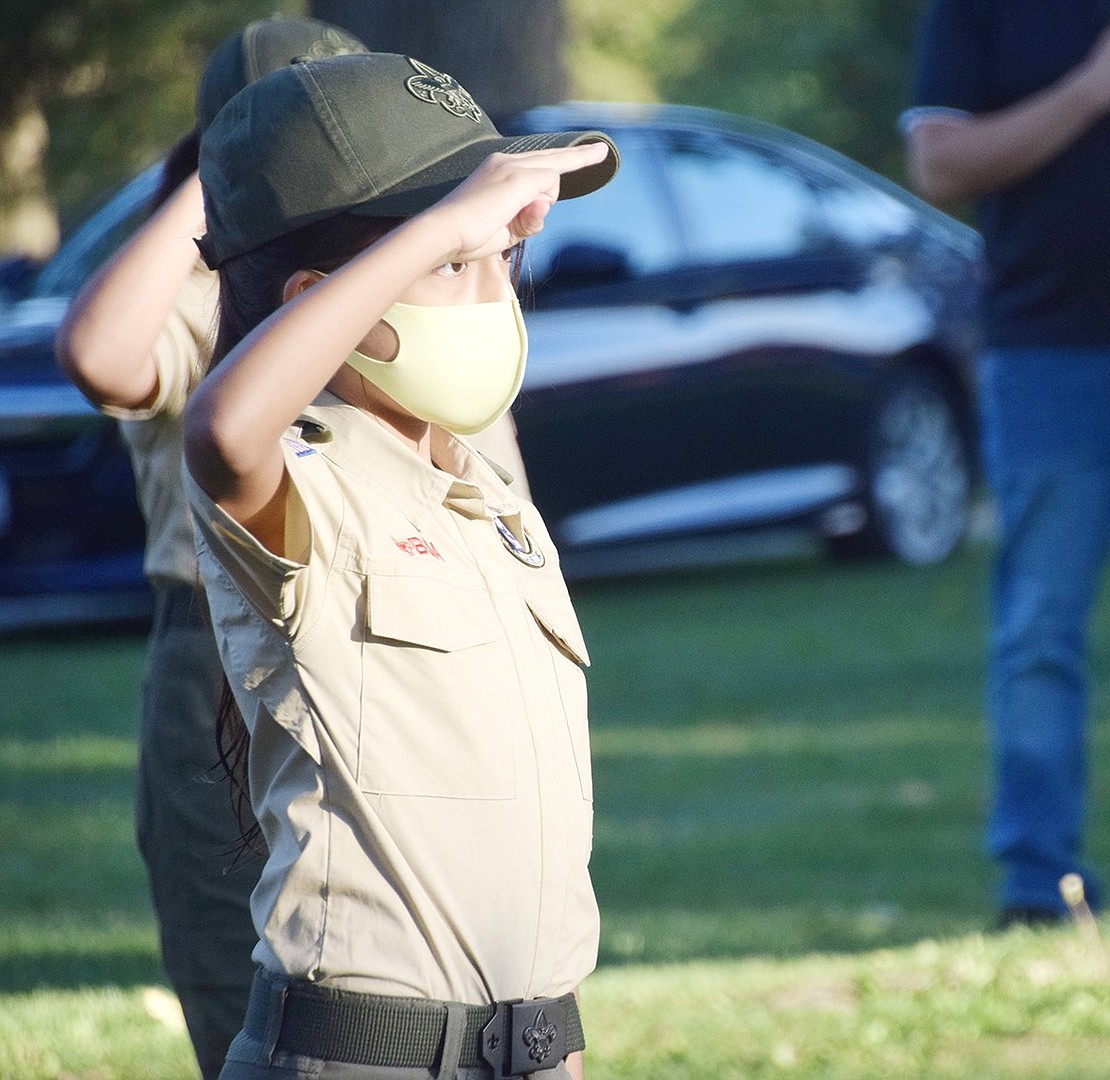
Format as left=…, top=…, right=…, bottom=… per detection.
left=902, top=0, right=1110, bottom=926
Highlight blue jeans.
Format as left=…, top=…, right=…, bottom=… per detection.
left=979, top=348, right=1110, bottom=913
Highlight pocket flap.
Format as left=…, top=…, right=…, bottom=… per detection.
left=526, top=595, right=591, bottom=667
left=367, top=570, right=500, bottom=652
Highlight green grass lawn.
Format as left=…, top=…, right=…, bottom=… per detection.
left=3, top=540, right=1110, bottom=1079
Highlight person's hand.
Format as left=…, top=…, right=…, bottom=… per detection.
left=421, top=142, right=612, bottom=265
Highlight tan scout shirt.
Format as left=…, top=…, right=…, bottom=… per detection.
left=103, top=262, right=217, bottom=584
left=183, top=393, right=598, bottom=1004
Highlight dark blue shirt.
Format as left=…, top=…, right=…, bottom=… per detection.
left=910, top=0, right=1110, bottom=347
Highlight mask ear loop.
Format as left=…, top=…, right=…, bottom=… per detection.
left=311, top=268, right=401, bottom=364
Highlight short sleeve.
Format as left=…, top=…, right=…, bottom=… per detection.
left=181, top=467, right=301, bottom=625
left=909, top=0, right=991, bottom=112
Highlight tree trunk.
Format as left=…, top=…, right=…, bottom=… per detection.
left=308, top=0, right=567, bottom=124
left=0, top=96, right=59, bottom=259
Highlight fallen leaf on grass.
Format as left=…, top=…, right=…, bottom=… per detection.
left=141, top=986, right=187, bottom=1033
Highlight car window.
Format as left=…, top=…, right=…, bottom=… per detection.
left=662, top=130, right=826, bottom=265
left=524, top=129, right=681, bottom=286
left=32, top=166, right=161, bottom=299
left=809, top=177, right=917, bottom=247
left=663, top=127, right=920, bottom=271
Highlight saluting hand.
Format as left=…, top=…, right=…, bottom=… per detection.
left=424, top=142, right=612, bottom=265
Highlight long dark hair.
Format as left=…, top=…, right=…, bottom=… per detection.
left=211, top=213, right=529, bottom=851
left=150, top=129, right=200, bottom=216
left=211, top=212, right=401, bottom=854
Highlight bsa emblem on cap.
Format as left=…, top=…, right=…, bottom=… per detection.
left=291, top=27, right=367, bottom=63
left=405, top=57, right=482, bottom=123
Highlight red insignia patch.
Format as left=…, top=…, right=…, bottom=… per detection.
left=395, top=535, right=444, bottom=561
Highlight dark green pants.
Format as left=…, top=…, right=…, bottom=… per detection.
left=135, top=581, right=262, bottom=1080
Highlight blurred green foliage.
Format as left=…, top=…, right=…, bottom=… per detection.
left=568, top=0, right=924, bottom=184
left=0, top=0, right=303, bottom=234
left=3, top=0, right=926, bottom=237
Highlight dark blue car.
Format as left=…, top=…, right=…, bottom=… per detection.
left=0, top=166, right=159, bottom=629
left=0, top=106, right=982, bottom=627
left=510, top=104, right=982, bottom=579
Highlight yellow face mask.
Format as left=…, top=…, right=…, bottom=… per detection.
left=345, top=295, right=528, bottom=435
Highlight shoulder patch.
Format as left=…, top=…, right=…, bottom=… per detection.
left=282, top=435, right=318, bottom=458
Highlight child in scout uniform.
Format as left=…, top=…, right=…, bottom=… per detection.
left=181, top=52, right=618, bottom=1079
left=55, top=19, right=368, bottom=1079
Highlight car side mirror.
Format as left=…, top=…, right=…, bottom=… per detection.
left=538, top=242, right=632, bottom=291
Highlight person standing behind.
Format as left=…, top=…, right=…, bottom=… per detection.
left=55, top=17, right=369, bottom=1079
left=902, top=0, right=1110, bottom=926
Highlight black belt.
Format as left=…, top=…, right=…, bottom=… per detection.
left=245, top=971, right=584, bottom=1079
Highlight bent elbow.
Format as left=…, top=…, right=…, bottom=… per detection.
left=55, top=318, right=159, bottom=410
left=183, top=386, right=286, bottom=511
left=54, top=322, right=102, bottom=397
left=183, top=392, right=246, bottom=500
left=905, top=124, right=981, bottom=206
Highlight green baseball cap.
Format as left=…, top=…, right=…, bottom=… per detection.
left=197, top=52, right=620, bottom=269
left=196, top=15, right=368, bottom=133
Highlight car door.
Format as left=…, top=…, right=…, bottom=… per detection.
left=657, top=126, right=900, bottom=481
left=520, top=120, right=865, bottom=547
left=0, top=167, right=158, bottom=605
left=516, top=126, right=691, bottom=528
left=516, top=116, right=935, bottom=558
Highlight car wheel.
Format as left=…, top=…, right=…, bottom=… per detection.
left=829, top=367, right=972, bottom=566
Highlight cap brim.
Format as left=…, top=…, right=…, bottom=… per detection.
left=347, top=129, right=620, bottom=219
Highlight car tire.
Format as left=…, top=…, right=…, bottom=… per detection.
left=829, top=366, right=972, bottom=566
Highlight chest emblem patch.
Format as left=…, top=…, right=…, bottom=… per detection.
left=395, top=535, right=444, bottom=561
left=495, top=516, right=545, bottom=568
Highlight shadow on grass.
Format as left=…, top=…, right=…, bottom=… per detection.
left=0, top=946, right=164, bottom=994
left=574, top=549, right=1000, bottom=964
left=588, top=730, right=994, bottom=967
left=10, top=546, right=1110, bottom=984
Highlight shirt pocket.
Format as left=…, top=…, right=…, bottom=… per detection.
left=358, top=566, right=517, bottom=799
left=524, top=583, right=594, bottom=804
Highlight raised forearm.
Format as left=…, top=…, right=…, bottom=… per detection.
left=56, top=172, right=205, bottom=409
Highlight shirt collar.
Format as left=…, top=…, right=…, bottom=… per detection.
left=296, top=392, right=520, bottom=528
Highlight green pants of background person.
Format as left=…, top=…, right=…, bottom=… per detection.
left=135, top=582, right=262, bottom=1080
